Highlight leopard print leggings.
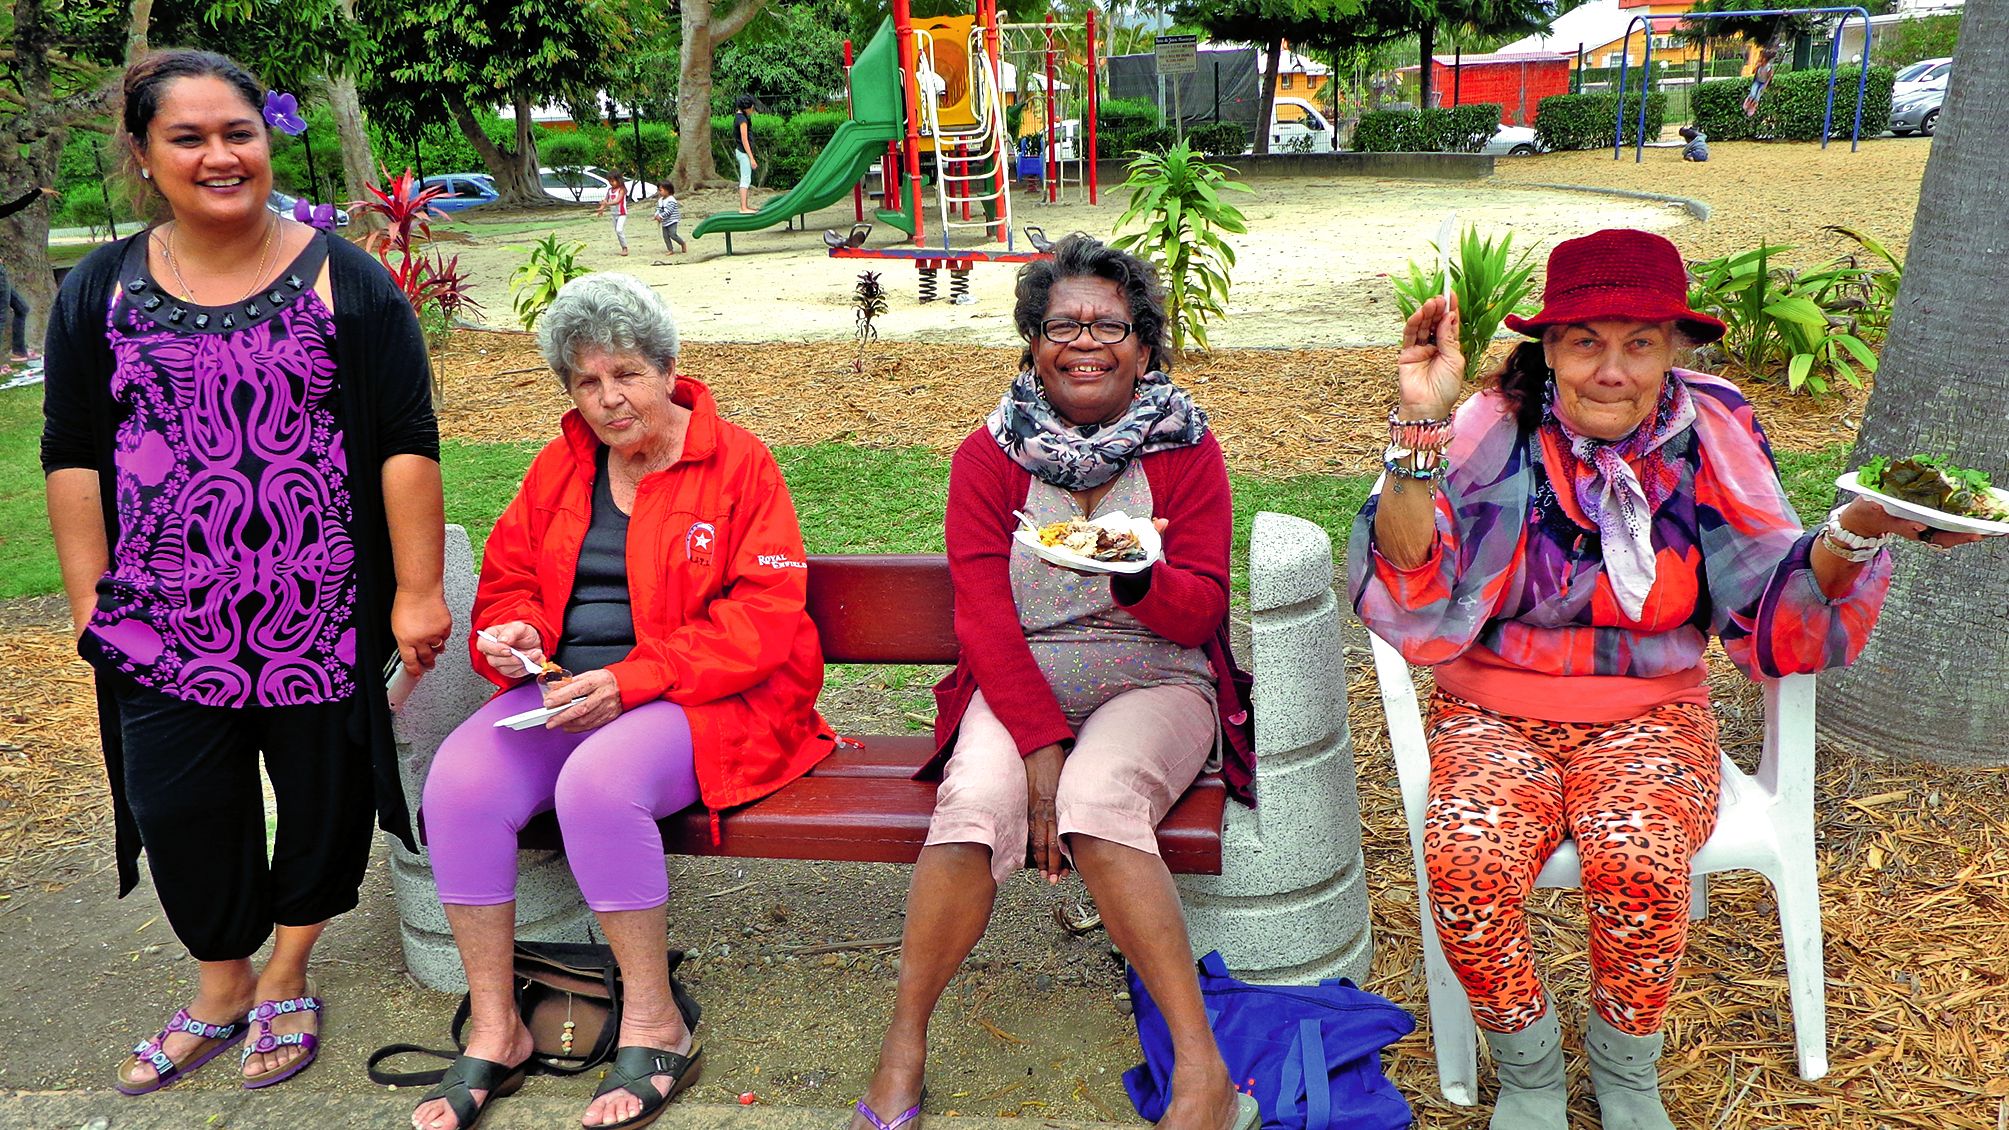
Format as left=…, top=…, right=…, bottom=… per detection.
left=1422, top=693, right=1720, bottom=1036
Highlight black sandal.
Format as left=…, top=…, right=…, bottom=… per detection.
left=587, top=1043, right=703, bottom=1129
left=413, top=1053, right=528, bottom=1130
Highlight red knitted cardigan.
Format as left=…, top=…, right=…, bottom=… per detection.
left=924, top=427, right=1256, bottom=805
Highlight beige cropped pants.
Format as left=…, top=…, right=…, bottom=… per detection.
left=926, top=685, right=1215, bottom=887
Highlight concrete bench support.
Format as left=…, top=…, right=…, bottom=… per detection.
left=1178, top=512, right=1373, bottom=985
left=388, top=525, right=595, bottom=993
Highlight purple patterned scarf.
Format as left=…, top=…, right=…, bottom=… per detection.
left=1542, top=374, right=1696, bottom=620
left=986, top=369, right=1207, bottom=491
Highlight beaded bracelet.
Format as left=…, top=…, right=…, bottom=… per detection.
left=1819, top=505, right=1887, bottom=562
left=1388, top=405, right=1454, bottom=454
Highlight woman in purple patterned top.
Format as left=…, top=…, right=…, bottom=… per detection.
left=41, top=50, right=448, bottom=1095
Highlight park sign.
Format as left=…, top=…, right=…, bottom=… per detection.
left=1155, top=34, right=1197, bottom=76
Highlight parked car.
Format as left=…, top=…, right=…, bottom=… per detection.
left=538, top=165, right=658, bottom=204
left=1890, top=87, right=1944, bottom=136
left=1482, top=123, right=1543, bottom=157
left=1892, top=57, right=1951, bottom=98
left=420, top=173, right=500, bottom=212
left=267, top=189, right=349, bottom=227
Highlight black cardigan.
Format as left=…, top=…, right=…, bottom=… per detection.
left=40, top=232, right=439, bottom=896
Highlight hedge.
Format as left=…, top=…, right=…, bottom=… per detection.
left=1097, top=97, right=1160, bottom=134
left=1534, top=91, right=1668, bottom=150
left=1692, top=66, right=1893, bottom=142
left=1188, top=120, right=1250, bottom=156
left=1351, top=104, right=1500, bottom=153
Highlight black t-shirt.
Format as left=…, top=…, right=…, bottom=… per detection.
left=733, top=109, right=752, bottom=153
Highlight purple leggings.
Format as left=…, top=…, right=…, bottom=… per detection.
left=423, top=684, right=699, bottom=912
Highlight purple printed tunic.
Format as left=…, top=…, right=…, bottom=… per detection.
left=85, top=235, right=357, bottom=707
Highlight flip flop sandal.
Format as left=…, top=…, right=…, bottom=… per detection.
left=587, top=1043, right=703, bottom=1130
left=239, top=987, right=323, bottom=1089
left=1231, top=1091, right=1261, bottom=1130
left=115, top=1008, right=248, bottom=1096
left=413, top=1053, right=530, bottom=1130
left=853, top=1098, right=923, bottom=1130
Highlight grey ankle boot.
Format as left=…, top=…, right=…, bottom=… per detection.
left=1584, top=1014, right=1676, bottom=1130
left=1481, top=1008, right=1567, bottom=1130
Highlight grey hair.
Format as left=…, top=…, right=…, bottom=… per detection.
left=537, top=273, right=680, bottom=387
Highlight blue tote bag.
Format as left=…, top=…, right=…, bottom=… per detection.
left=1124, top=952, right=1415, bottom=1130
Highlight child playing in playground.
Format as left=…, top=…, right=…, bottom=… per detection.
left=595, top=171, right=631, bottom=256
left=1680, top=126, right=1709, bottom=162
left=654, top=182, right=687, bottom=258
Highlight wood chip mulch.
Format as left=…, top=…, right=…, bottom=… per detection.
left=434, top=332, right=1866, bottom=472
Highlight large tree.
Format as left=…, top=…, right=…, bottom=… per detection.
left=361, top=0, right=620, bottom=205
left=1823, top=0, right=2009, bottom=767
left=1, top=0, right=150, bottom=351
left=668, top=0, right=770, bottom=189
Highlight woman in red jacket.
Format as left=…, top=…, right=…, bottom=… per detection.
left=412, top=273, right=833, bottom=1130
left=851, top=235, right=1257, bottom=1130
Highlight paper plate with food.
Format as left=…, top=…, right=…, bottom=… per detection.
left=1837, top=455, right=2009, bottom=536
left=1014, top=512, right=1164, bottom=575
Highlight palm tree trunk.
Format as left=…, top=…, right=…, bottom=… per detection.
left=1823, top=0, right=2009, bottom=767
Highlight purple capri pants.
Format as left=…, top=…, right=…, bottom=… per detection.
left=422, top=684, right=699, bottom=912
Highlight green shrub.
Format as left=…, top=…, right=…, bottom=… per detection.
left=373, top=112, right=518, bottom=181
left=1187, top=120, right=1250, bottom=156
left=1111, top=142, right=1252, bottom=355
left=1097, top=96, right=1160, bottom=134
left=1693, top=66, right=1893, bottom=141
left=709, top=112, right=795, bottom=188
left=1350, top=105, right=1500, bottom=153
left=1687, top=243, right=1880, bottom=395
left=610, top=123, right=677, bottom=184
left=792, top=109, right=852, bottom=151
left=1391, top=224, right=1540, bottom=384
left=1118, top=126, right=1179, bottom=157
left=1534, top=91, right=1668, bottom=150
left=509, top=234, right=592, bottom=330
left=1692, top=78, right=1755, bottom=140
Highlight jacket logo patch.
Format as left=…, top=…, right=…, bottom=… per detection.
left=756, top=553, right=806, bottom=570
left=685, top=521, right=717, bottom=567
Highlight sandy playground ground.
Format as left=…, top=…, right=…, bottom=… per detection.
left=437, top=137, right=1931, bottom=352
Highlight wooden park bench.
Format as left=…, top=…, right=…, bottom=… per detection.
left=517, top=554, right=1229, bottom=874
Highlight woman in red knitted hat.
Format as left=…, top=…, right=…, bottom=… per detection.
left=1348, top=228, right=1985, bottom=1129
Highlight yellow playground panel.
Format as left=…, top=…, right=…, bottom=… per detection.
left=910, top=14, right=978, bottom=150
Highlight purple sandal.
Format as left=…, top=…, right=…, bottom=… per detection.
left=116, top=1009, right=248, bottom=1096
left=853, top=1098, right=923, bottom=1130
left=239, top=990, right=323, bottom=1089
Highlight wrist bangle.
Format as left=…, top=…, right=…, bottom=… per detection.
left=1818, top=528, right=1881, bottom=563
left=1389, top=405, right=1453, bottom=453
left=1823, top=505, right=1887, bottom=552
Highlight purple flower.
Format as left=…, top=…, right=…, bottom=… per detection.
left=292, top=199, right=337, bottom=231
left=264, top=90, right=307, bottom=136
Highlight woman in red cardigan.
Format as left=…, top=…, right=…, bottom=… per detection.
left=850, top=235, right=1256, bottom=1130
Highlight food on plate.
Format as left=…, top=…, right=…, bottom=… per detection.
left=1859, top=455, right=2009, bottom=522
left=1036, top=517, right=1148, bottom=562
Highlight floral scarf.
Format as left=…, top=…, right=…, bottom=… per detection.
left=1541, top=373, right=1696, bottom=620
left=986, top=368, right=1209, bottom=491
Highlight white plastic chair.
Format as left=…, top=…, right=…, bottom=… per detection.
left=1365, top=632, right=1828, bottom=1106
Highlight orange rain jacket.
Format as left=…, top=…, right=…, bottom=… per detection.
left=469, top=376, right=835, bottom=812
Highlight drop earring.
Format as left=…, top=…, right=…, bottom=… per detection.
left=141, top=169, right=151, bottom=180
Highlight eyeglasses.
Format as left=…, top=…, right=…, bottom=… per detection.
left=1040, top=318, right=1134, bottom=345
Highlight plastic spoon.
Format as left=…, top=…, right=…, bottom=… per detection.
left=1435, top=212, right=1458, bottom=303
left=477, top=627, right=544, bottom=679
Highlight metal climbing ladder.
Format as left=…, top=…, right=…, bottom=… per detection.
left=909, top=28, right=1014, bottom=252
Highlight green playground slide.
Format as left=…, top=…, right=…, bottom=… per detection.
left=692, top=18, right=909, bottom=241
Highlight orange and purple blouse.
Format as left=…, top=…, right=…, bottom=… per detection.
left=1347, top=369, right=1892, bottom=723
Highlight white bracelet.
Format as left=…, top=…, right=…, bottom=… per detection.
left=1824, top=508, right=1880, bottom=558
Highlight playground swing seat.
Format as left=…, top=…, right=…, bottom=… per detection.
left=1364, top=630, right=1830, bottom=1106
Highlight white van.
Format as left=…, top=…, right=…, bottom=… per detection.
left=1267, top=96, right=1333, bottom=152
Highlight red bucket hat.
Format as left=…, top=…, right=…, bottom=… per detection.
left=1503, top=228, right=1725, bottom=344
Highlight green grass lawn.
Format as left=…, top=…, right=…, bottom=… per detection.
left=1, top=380, right=1856, bottom=601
